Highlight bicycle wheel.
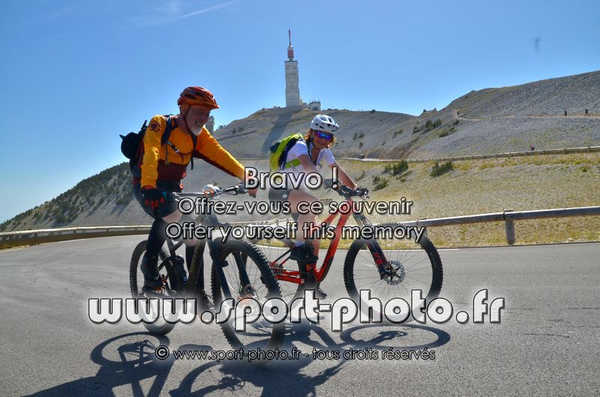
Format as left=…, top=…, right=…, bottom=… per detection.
left=210, top=239, right=284, bottom=351
left=129, top=240, right=177, bottom=335
left=344, top=226, right=443, bottom=312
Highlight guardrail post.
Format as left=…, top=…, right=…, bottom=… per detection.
left=504, top=209, right=515, bottom=245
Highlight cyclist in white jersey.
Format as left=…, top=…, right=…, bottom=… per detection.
left=269, top=114, right=356, bottom=297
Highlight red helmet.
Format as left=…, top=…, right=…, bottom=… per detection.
left=177, top=86, right=219, bottom=109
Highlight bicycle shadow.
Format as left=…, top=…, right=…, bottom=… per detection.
left=171, top=321, right=450, bottom=397
left=170, top=338, right=343, bottom=397
left=24, top=322, right=450, bottom=397
left=23, top=332, right=182, bottom=397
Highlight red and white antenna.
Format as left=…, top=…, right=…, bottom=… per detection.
left=287, top=28, right=294, bottom=60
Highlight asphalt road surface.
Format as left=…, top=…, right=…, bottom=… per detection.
left=1, top=237, right=599, bottom=396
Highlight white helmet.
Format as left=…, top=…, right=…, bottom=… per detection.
left=310, top=114, right=339, bottom=133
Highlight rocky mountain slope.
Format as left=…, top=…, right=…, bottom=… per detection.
left=212, top=70, right=600, bottom=160
left=2, top=70, right=600, bottom=231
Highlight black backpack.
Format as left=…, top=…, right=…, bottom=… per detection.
left=120, top=115, right=197, bottom=170
left=120, top=115, right=176, bottom=162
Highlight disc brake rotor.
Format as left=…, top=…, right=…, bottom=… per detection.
left=382, top=260, right=406, bottom=285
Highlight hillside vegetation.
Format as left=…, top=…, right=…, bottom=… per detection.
left=2, top=70, right=600, bottom=243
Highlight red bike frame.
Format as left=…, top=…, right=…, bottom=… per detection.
left=269, top=196, right=388, bottom=285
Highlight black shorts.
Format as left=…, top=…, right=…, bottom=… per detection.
left=134, top=181, right=181, bottom=219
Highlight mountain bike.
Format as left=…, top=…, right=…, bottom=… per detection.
left=129, top=185, right=284, bottom=350
left=262, top=183, right=443, bottom=313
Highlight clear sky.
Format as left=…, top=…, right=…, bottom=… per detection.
left=1, top=0, right=598, bottom=223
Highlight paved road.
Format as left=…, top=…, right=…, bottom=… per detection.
left=1, top=237, right=599, bottom=396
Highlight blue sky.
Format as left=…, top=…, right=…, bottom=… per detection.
left=1, top=0, right=599, bottom=223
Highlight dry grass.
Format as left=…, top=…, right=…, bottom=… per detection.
left=4, top=152, right=597, bottom=250
left=332, top=152, right=600, bottom=247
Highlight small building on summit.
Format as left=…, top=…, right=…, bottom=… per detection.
left=307, top=101, right=321, bottom=111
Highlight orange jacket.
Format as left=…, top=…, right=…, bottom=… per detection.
left=139, top=115, right=245, bottom=188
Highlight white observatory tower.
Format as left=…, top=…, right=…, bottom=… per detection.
left=285, top=29, right=301, bottom=107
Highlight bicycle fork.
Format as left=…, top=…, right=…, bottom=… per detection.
left=353, top=213, right=390, bottom=280
left=210, top=239, right=255, bottom=300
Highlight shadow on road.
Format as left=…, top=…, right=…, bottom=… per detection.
left=173, top=322, right=449, bottom=396
left=23, top=332, right=175, bottom=397
left=25, top=323, right=450, bottom=397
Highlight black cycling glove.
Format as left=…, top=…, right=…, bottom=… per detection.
left=142, top=188, right=167, bottom=214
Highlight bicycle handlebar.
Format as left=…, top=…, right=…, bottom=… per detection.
left=323, top=179, right=369, bottom=199
left=173, top=184, right=248, bottom=200
left=173, top=181, right=368, bottom=201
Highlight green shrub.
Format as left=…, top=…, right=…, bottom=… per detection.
left=384, top=160, right=408, bottom=175
left=372, top=175, right=389, bottom=190
left=423, top=118, right=442, bottom=133
left=430, top=161, right=454, bottom=177
left=393, top=128, right=404, bottom=137
left=438, top=127, right=456, bottom=138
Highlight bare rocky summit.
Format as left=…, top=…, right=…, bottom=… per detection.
left=447, top=70, right=600, bottom=117
left=212, top=70, right=600, bottom=160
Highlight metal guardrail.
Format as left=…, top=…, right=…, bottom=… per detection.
left=399, top=206, right=600, bottom=245
left=0, top=225, right=151, bottom=246
left=1, top=207, right=599, bottom=247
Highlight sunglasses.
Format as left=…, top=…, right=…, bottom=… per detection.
left=314, top=130, right=334, bottom=141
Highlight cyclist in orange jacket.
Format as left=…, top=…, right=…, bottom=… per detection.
left=132, top=86, right=255, bottom=293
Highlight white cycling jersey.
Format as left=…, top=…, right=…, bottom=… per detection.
left=283, top=140, right=336, bottom=177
